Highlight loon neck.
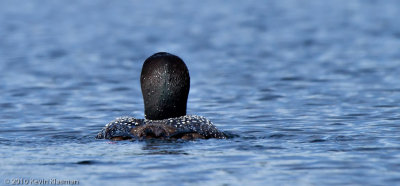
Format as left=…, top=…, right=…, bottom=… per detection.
left=140, top=52, right=190, bottom=120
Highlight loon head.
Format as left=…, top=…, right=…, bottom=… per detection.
left=140, top=52, right=190, bottom=120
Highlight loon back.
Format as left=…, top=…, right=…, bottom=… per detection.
left=96, top=115, right=226, bottom=140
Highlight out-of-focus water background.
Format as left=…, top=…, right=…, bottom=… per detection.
left=1, top=0, right=400, bottom=185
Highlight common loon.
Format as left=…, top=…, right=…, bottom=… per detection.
left=96, top=52, right=226, bottom=140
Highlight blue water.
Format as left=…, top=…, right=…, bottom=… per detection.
left=1, top=0, right=400, bottom=185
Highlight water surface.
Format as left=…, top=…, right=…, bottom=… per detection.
left=1, top=0, right=400, bottom=185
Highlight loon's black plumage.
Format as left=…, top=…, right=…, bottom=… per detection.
left=96, top=115, right=226, bottom=140
left=96, top=52, right=226, bottom=140
left=140, top=52, right=190, bottom=120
